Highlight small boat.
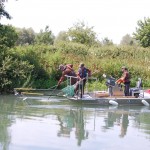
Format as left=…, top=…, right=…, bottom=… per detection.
left=68, top=93, right=150, bottom=106
left=14, top=88, right=63, bottom=97
left=67, top=89, right=150, bottom=106
left=64, top=76, right=150, bottom=106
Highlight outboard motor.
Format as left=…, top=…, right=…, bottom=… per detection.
left=129, top=78, right=142, bottom=97
left=105, top=76, right=116, bottom=87
left=105, top=76, right=116, bottom=96
left=104, top=74, right=124, bottom=96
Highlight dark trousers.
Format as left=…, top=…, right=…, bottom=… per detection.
left=124, top=82, right=130, bottom=96
left=75, top=79, right=86, bottom=98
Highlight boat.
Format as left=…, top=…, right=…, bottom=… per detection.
left=64, top=76, right=150, bottom=106
left=14, top=87, right=63, bottom=97
left=67, top=87, right=150, bottom=106
left=68, top=93, right=150, bottom=106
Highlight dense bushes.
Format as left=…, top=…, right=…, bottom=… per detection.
left=11, top=42, right=150, bottom=88
left=1, top=41, right=150, bottom=92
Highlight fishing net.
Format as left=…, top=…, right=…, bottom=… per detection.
left=62, top=85, right=75, bottom=96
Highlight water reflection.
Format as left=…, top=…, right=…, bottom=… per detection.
left=57, top=108, right=89, bottom=146
left=0, top=95, right=150, bottom=150
left=0, top=96, right=16, bottom=150
left=120, top=114, right=129, bottom=137
left=74, top=108, right=89, bottom=146
left=103, top=112, right=129, bottom=137
left=55, top=106, right=150, bottom=147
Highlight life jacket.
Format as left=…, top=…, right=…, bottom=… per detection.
left=65, top=64, right=76, bottom=77
left=78, top=67, right=91, bottom=79
left=66, top=64, right=73, bottom=69
left=124, top=72, right=130, bottom=83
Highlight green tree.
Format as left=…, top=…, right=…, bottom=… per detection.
left=0, top=0, right=11, bottom=20
left=35, top=25, right=55, bottom=45
left=0, top=1, right=34, bottom=93
left=67, top=21, right=101, bottom=47
left=16, top=27, right=35, bottom=45
left=133, top=17, right=150, bottom=47
left=0, top=24, right=18, bottom=57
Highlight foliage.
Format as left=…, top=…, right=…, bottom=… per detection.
left=54, top=31, right=69, bottom=44
left=55, top=41, right=89, bottom=56
left=33, top=78, right=57, bottom=89
left=101, top=37, right=113, bottom=46
left=133, top=17, right=150, bottom=47
left=1, top=42, right=150, bottom=91
left=0, top=56, right=34, bottom=93
left=15, top=27, right=35, bottom=45
left=87, top=80, right=107, bottom=91
left=35, top=25, right=55, bottom=45
left=12, top=45, right=50, bottom=78
left=67, top=21, right=101, bottom=47
left=10, top=44, right=61, bottom=87
left=0, top=0, right=11, bottom=19
left=0, top=24, right=18, bottom=51
left=120, top=34, right=137, bottom=46
left=0, top=23, right=35, bottom=93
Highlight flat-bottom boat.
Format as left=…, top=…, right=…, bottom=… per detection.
left=66, top=80, right=150, bottom=106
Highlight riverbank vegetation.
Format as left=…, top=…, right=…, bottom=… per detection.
left=1, top=40, right=150, bottom=93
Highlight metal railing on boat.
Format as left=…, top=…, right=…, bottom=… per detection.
left=64, top=75, right=98, bottom=99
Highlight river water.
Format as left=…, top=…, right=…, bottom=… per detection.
left=0, top=95, right=150, bottom=150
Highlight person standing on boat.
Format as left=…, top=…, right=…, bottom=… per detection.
left=75, top=63, right=91, bottom=98
left=116, top=66, right=130, bottom=96
left=57, top=64, right=77, bottom=86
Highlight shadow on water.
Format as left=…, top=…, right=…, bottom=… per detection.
left=0, top=95, right=150, bottom=149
